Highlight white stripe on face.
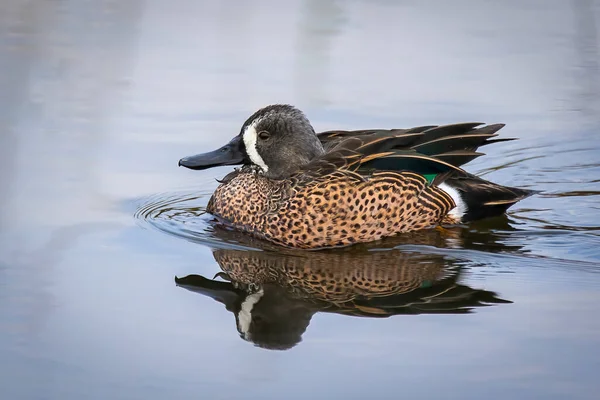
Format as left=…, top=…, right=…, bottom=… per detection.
left=243, top=119, right=269, bottom=173
left=237, top=289, right=264, bottom=338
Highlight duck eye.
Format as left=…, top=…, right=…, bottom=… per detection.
left=258, top=131, right=270, bottom=140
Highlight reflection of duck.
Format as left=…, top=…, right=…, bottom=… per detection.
left=179, top=104, right=535, bottom=249
left=176, top=247, right=511, bottom=350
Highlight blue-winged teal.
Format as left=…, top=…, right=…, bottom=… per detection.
left=176, top=248, right=510, bottom=350
left=179, top=104, right=535, bottom=249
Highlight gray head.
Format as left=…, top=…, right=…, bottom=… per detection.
left=179, top=104, right=325, bottom=179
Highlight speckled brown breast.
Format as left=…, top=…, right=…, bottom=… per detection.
left=213, top=249, right=446, bottom=304
left=206, top=169, right=456, bottom=249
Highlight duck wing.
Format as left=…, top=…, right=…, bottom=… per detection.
left=294, top=122, right=503, bottom=181
left=306, top=122, right=512, bottom=183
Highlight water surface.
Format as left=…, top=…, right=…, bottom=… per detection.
left=1, top=1, right=600, bottom=399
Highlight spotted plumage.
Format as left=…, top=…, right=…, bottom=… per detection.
left=175, top=248, right=511, bottom=349
left=211, top=249, right=447, bottom=303
left=180, top=104, right=536, bottom=249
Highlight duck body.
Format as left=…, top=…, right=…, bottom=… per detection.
left=180, top=104, right=535, bottom=249
left=207, top=167, right=456, bottom=249
left=176, top=247, right=511, bottom=349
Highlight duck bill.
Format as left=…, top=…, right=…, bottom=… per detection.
left=178, top=136, right=246, bottom=170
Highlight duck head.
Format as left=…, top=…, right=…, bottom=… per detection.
left=179, top=104, right=325, bottom=179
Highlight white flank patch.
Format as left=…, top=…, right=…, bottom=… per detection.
left=237, top=289, right=264, bottom=338
left=439, top=183, right=467, bottom=220
left=243, top=120, right=269, bottom=173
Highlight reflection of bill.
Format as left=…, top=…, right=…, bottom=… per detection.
left=176, top=246, right=511, bottom=351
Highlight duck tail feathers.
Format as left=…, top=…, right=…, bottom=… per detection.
left=438, top=173, right=537, bottom=222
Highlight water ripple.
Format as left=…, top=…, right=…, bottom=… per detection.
left=133, top=188, right=600, bottom=272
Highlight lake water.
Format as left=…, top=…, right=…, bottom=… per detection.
left=1, top=1, right=600, bottom=399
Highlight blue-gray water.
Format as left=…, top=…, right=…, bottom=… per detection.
left=1, top=1, right=600, bottom=399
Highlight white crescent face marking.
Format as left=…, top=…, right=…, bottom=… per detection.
left=243, top=119, right=269, bottom=173
left=439, top=182, right=467, bottom=220
left=237, top=289, right=264, bottom=338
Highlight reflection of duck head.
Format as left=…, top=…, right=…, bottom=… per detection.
left=234, top=285, right=314, bottom=350
left=176, top=245, right=511, bottom=350
left=176, top=274, right=312, bottom=350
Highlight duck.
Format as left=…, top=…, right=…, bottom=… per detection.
left=179, top=104, right=535, bottom=249
left=175, top=247, right=511, bottom=350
